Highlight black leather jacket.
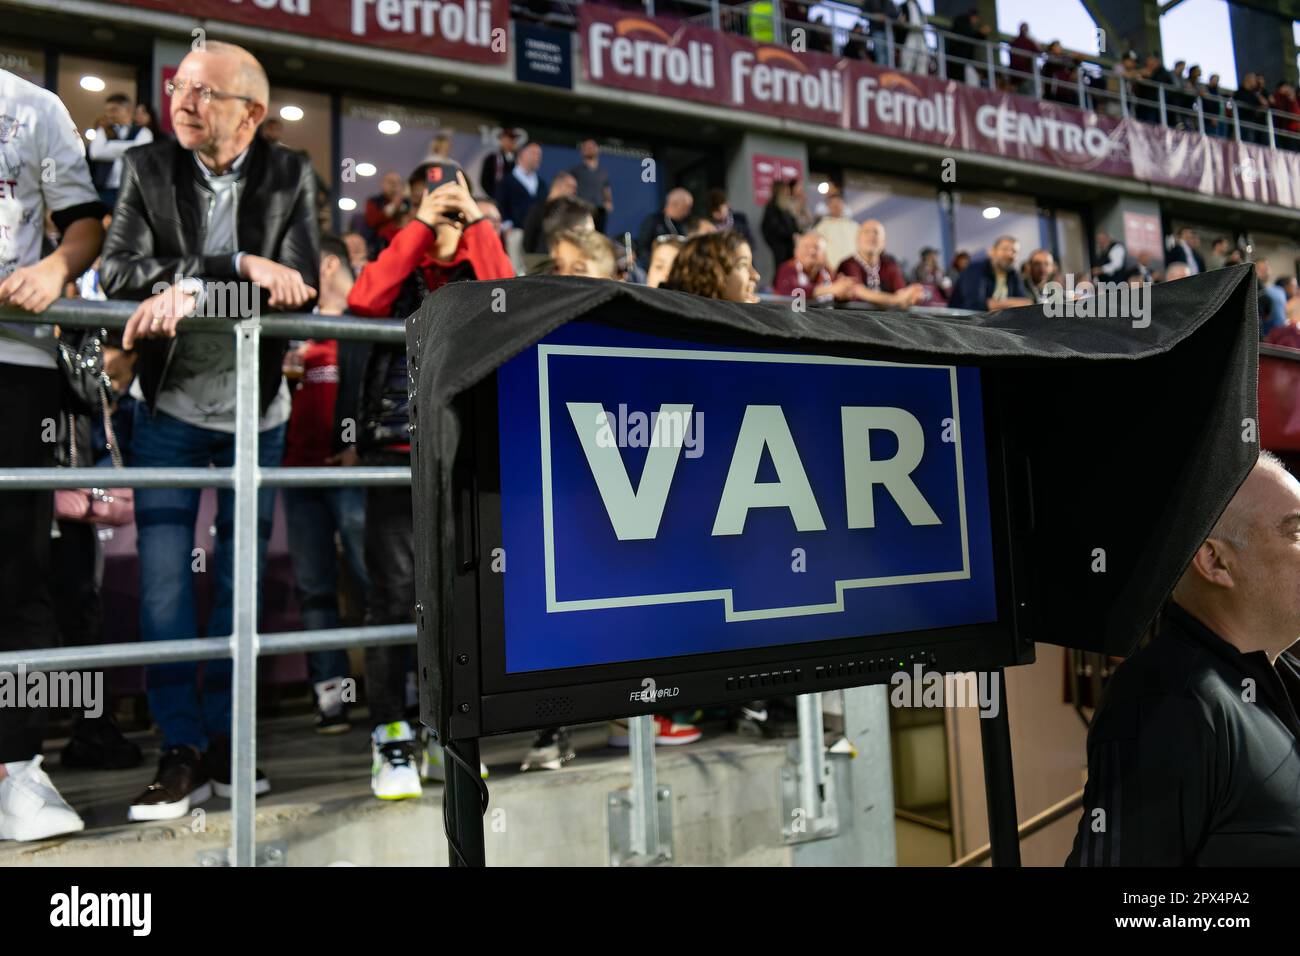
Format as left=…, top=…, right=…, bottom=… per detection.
left=100, top=135, right=320, bottom=416
left=359, top=271, right=425, bottom=453
left=358, top=264, right=480, bottom=454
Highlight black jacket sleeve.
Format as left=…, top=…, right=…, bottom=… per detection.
left=635, top=213, right=660, bottom=269
left=276, top=155, right=322, bottom=296
left=1067, top=695, right=1220, bottom=865
left=100, top=153, right=209, bottom=299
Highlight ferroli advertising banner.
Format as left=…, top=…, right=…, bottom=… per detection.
left=105, top=0, right=511, bottom=65
left=580, top=9, right=723, bottom=108
left=576, top=5, right=1300, bottom=208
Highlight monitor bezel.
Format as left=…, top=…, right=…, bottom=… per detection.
left=445, top=330, right=1033, bottom=738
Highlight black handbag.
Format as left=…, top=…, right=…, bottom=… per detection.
left=57, top=327, right=111, bottom=416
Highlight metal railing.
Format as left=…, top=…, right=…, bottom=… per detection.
left=0, top=299, right=414, bottom=867
left=949, top=788, right=1085, bottom=867
left=528, top=0, right=1300, bottom=153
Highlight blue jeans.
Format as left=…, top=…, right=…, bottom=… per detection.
left=282, top=486, right=368, bottom=685
left=131, top=405, right=285, bottom=752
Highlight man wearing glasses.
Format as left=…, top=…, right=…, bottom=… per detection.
left=100, top=41, right=320, bottom=822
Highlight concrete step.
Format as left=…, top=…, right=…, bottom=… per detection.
left=0, top=713, right=799, bottom=866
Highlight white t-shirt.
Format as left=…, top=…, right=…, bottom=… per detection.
left=814, top=215, right=859, bottom=274
left=87, top=122, right=153, bottom=189
left=0, top=69, right=101, bottom=368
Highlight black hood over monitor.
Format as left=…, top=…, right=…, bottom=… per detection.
left=408, top=263, right=1258, bottom=699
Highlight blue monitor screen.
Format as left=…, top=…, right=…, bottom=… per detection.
left=496, top=321, right=998, bottom=674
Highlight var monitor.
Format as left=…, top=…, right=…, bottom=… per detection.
left=443, top=320, right=1032, bottom=739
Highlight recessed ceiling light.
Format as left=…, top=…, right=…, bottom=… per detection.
left=982, top=206, right=1001, bottom=219
left=279, top=105, right=304, bottom=122
left=84, top=128, right=97, bottom=140
left=378, top=119, right=401, bottom=135
left=356, top=162, right=377, bottom=177
left=79, top=75, right=105, bottom=92
left=817, top=181, right=830, bottom=195
left=338, top=197, right=357, bottom=211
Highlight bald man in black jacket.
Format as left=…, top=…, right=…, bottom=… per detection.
left=1069, top=452, right=1300, bottom=866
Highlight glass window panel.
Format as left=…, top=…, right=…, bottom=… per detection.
left=56, top=55, right=137, bottom=143
left=338, top=96, right=497, bottom=233
left=1168, top=219, right=1233, bottom=269
left=1053, top=209, right=1088, bottom=278
left=267, top=88, right=333, bottom=188
left=952, top=188, right=1044, bottom=275
left=840, top=170, right=944, bottom=279
left=0, top=43, right=44, bottom=88
left=1244, top=231, right=1299, bottom=286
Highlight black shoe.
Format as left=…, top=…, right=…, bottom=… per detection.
left=62, top=715, right=143, bottom=770
left=316, top=706, right=351, bottom=735
left=204, top=735, right=270, bottom=799
left=127, top=746, right=211, bottom=821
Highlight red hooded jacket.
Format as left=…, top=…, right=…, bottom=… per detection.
left=348, top=216, right=514, bottom=317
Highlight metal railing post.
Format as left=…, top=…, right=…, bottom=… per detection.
left=885, top=15, right=896, bottom=68
left=1076, top=70, right=1086, bottom=109
left=1032, top=56, right=1042, bottom=99
left=1232, top=101, right=1242, bottom=142
left=1158, top=85, right=1167, bottom=127
left=771, top=0, right=783, bottom=46
left=937, top=32, right=946, bottom=81
left=984, top=39, right=995, bottom=90
left=709, top=0, right=719, bottom=31
left=1267, top=109, right=1277, bottom=150
left=230, top=316, right=261, bottom=868
left=645, top=0, right=654, bottom=18
left=1195, top=98, right=1205, bottom=136
left=1117, top=72, right=1128, bottom=118
left=628, top=715, right=660, bottom=859
left=796, top=694, right=826, bottom=821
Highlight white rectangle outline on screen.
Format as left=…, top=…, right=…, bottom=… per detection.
left=536, top=344, right=970, bottom=621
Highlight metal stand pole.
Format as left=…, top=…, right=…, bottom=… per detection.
left=628, top=715, right=660, bottom=859
left=230, top=317, right=261, bottom=868
left=977, top=668, right=1020, bottom=866
left=796, top=693, right=826, bottom=821
left=445, top=736, right=486, bottom=867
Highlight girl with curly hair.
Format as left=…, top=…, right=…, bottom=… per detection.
left=660, top=230, right=761, bottom=303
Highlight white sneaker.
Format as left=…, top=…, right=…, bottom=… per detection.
left=419, top=730, right=487, bottom=782
left=520, top=728, right=575, bottom=772
left=371, top=722, right=422, bottom=800
left=0, top=756, right=85, bottom=842
left=313, top=677, right=351, bottom=734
